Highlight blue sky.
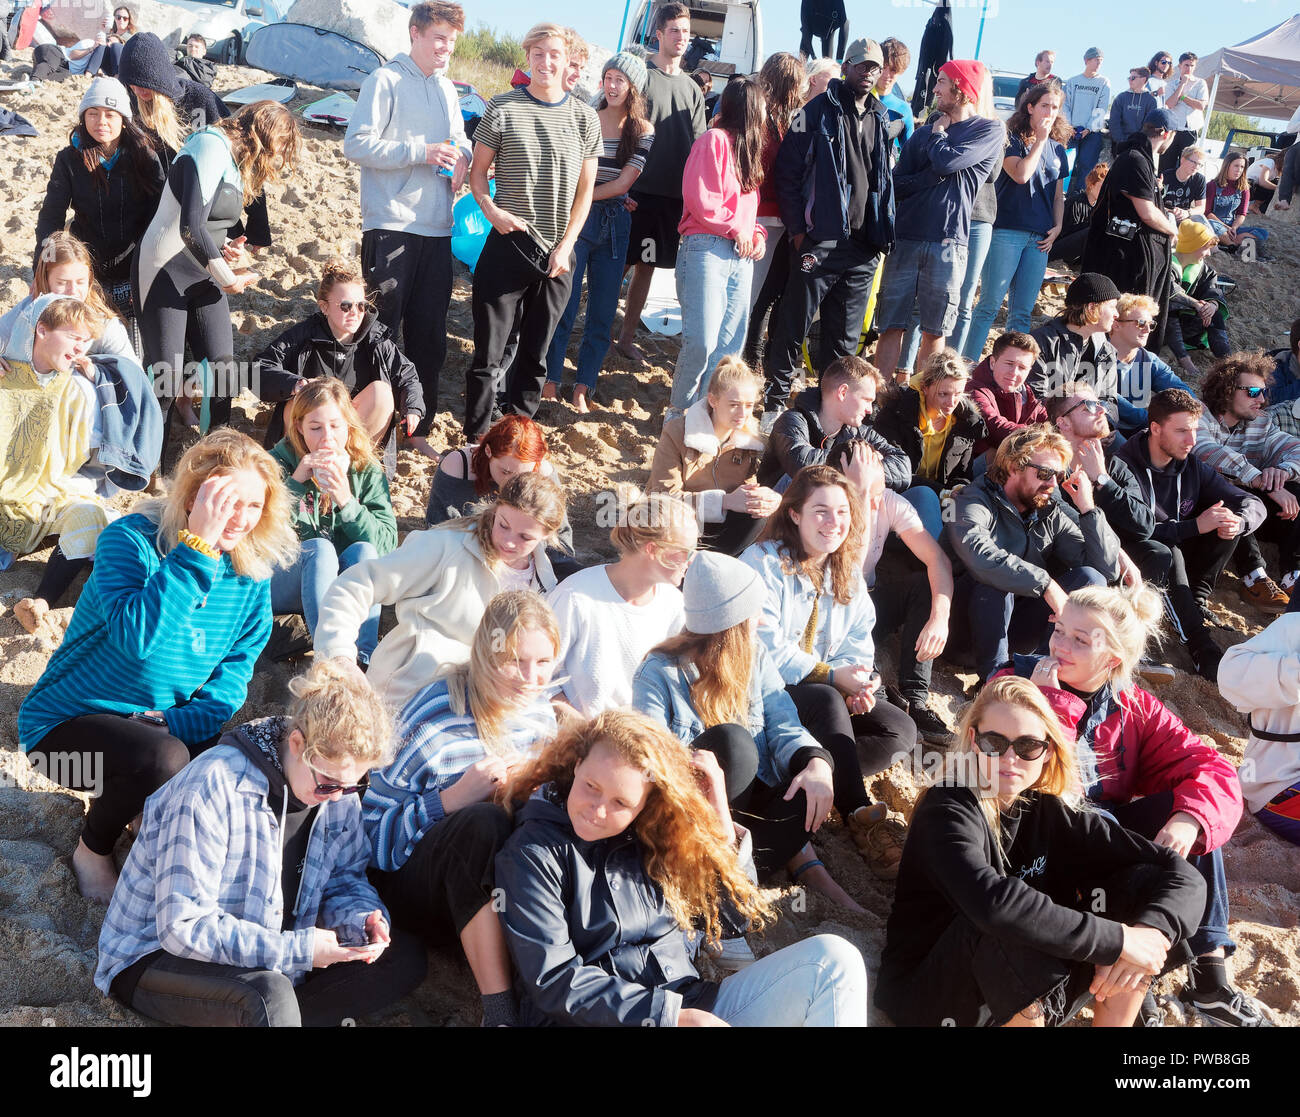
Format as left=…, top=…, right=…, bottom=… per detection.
left=466, top=0, right=1296, bottom=118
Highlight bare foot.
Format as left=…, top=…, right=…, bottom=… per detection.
left=614, top=338, right=649, bottom=367
left=406, top=435, right=440, bottom=461
left=14, top=596, right=48, bottom=635
left=572, top=387, right=591, bottom=414
left=789, top=850, right=866, bottom=913
left=72, top=837, right=119, bottom=904
left=174, top=397, right=200, bottom=428
left=541, top=381, right=559, bottom=401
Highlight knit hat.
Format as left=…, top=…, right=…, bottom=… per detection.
left=939, top=59, right=987, bottom=104
left=1084, top=47, right=1103, bottom=61
left=1176, top=218, right=1217, bottom=254
left=118, top=31, right=183, bottom=101
left=682, top=552, right=766, bottom=635
left=602, top=51, right=649, bottom=95
left=1143, top=106, right=1177, bottom=133
left=79, top=76, right=133, bottom=120
left=1065, top=272, right=1121, bottom=307
left=843, top=38, right=884, bottom=69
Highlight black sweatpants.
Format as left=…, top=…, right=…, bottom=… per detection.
left=115, top=929, right=427, bottom=1027
left=464, top=230, right=575, bottom=440
left=362, top=229, right=452, bottom=430
left=1126, top=532, right=1238, bottom=651
left=30, top=714, right=219, bottom=856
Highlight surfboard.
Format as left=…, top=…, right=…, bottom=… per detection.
left=244, top=22, right=383, bottom=92
left=223, top=79, right=297, bottom=106
left=301, top=92, right=356, bottom=127
left=640, top=267, right=681, bottom=337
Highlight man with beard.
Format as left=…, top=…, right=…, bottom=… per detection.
left=944, top=424, right=1119, bottom=680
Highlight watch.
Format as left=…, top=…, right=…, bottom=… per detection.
left=1095, top=472, right=1111, bottom=488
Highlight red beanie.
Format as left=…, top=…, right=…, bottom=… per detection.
left=939, top=59, right=987, bottom=105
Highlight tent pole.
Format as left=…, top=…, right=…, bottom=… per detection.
left=975, top=0, right=988, bottom=60
left=617, top=0, right=633, bottom=50
left=1199, top=72, right=1220, bottom=152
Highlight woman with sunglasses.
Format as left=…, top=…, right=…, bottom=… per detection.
left=877, top=675, right=1205, bottom=1027
left=1003, top=584, right=1270, bottom=1027
left=364, top=591, right=561, bottom=1028
left=257, top=256, right=424, bottom=450
left=94, top=657, right=427, bottom=1027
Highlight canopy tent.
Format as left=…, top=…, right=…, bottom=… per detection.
left=1198, top=15, right=1300, bottom=140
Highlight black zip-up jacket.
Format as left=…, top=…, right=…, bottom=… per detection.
left=756, top=386, right=912, bottom=491
left=1051, top=437, right=1154, bottom=545
left=1028, top=315, right=1120, bottom=407
left=34, top=141, right=166, bottom=283
left=876, top=786, right=1205, bottom=1025
left=1114, top=430, right=1266, bottom=546
left=872, top=385, right=986, bottom=493
left=255, top=311, right=424, bottom=446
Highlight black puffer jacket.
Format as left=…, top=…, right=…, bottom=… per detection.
left=872, top=385, right=986, bottom=493
left=256, top=311, right=424, bottom=446
left=496, top=789, right=755, bottom=1027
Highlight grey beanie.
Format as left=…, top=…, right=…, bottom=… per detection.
left=1084, top=46, right=1103, bottom=61
left=682, top=552, right=766, bottom=635
left=602, top=50, right=649, bottom=95
left=79, top=76, right=133, bottom=121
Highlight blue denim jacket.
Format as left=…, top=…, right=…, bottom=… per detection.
left=631, top=644, right=827, bottom=788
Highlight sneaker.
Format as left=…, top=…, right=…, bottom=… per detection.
left=1135, top=990, right=1165, bottom=1027
left=1135, top=659, right=1177, bottom=687
left=1187, top=987, right=1274, bottom=1027
left=705, top=935, right=757, bottom=974
left=1239, top=576, right=1289, bottom=613
left=848, top=804, right=906, bottom=880
left=909, top=701, right=952, bottom=744
left=1190, top=642, right=1223, bottom=683
left=1195, top=601, right=1224, bottom=630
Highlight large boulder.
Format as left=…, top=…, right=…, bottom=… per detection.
left=283, top=0, right=410, bottom=62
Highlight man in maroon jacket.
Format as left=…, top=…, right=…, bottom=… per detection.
left=968, top=331, right=1047, bottom=460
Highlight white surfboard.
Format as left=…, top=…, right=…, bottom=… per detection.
left=301, top=92, right=357, bottom=127
left=640, top=266, right=681, bottom=336
left=223, top=80, right=298, bottom=106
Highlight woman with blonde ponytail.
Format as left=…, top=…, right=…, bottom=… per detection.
left=496, top=707, right=868, bottom=1026
left=1002, top=584, right=1270, bottom=1027
left=363, top=591, right=561, bottom=1027
left=94, top=657, right=427, bottom=1027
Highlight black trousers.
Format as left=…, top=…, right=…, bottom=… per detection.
left=464, top=230, right=575, bottom=440
left=1232, top=481, right=1300, bottom=578
left=362, top=229, right=451, bottom=430
left=116, top=929, right=426, bottom=1027
left=743, top=229, right=789, bottom=366
left=34, top=544, right=89, bottom=606
left=699, top=509, right=767, bottom=558
left=370, top=801, right=513, bottom=944
left=30, top=714, right=219, bottom=856
left=1126, top=532, right=1238, bottom=651
left=870, top=558, right=935, bottom=706
left=1159, top=129, right=1198, bottom=177
left=764, top=238, right=880, bottom=412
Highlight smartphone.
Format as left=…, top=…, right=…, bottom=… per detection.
left=131, top=712, right=168, bottom=727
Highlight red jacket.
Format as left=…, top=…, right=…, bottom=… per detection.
left=994, top=667, right=1243, bottom=855
left=969, top=357, right=1048, bottom=458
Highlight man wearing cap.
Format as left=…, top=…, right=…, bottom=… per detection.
left=871, top=60, right=1004, bottom=383
left=762, top=38, right=894, bottom=427
left=1063, top=48, right=1111, bottom=187
left=1027, top=272, right=1120, bottom=405
left=1159, top=52, right=1209, bottom=176
left=344, top=2, right=471, bottom=447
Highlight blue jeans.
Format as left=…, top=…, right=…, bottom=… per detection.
left=271, top=538, right=380, bottom=662
left=1206, top=215, right=1270, bottom=243
left=901, top=485, right=943, bottom=541
left=947, top=220, right=994, bottom=356
left=1070, top=128, right=1105, bottom=190
left=670, top=233, right=752, bottom=412
left=962, top=227, right=1050, bottom=362
left=546, top=199, right=631, bottom=391
left=709, top=934, right=868, bottom=1026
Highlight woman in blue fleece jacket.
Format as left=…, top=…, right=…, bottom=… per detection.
left=20, top=429, right=298, bottom=903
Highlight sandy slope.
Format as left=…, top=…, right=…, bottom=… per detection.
left=0, top=60, right=1297, bottom=1027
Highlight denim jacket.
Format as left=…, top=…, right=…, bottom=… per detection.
left=632, top=643, right=829, bottom=788
left=88, top=353, right=164, bottom=493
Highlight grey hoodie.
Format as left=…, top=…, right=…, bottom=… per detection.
left=343, top=53, right=470, bottom=238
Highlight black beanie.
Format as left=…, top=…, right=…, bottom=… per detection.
left=118, top=32, right=183, bottom=100
left=1065, top=272, right=1121, bottom=307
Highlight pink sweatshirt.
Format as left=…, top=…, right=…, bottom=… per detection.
left=677, top=128, right=765, bottom=244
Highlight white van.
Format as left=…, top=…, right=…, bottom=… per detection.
left=621, top=0, right=763, bottom=78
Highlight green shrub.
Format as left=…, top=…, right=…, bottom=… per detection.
left=456, top=24, right=525, bottom=69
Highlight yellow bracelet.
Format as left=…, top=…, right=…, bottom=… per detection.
left=178, top=529, right=220, bottom=559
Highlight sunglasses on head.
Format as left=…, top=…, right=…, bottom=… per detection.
left=1030, top=463, right=1069, bottom=483
left=1238, top=384, right=1266, bottom=399
left=305, top=756, right=369, bottom=796
left=974, top=729, right=1051, bottom=762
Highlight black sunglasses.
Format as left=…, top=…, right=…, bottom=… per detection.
left=1120, top=317, right=1154, bottom=329
left=1237, top=384, right=1266, bottom=399
left=306, top=756, right=369, bottom=796
left=1060, top=397, right=1107, bottom=420
left=337, top=300, right=366, bottom=313
left=974, top=729, right=1052, bottom=762
left=1030, top=463, right=1069, bottom=483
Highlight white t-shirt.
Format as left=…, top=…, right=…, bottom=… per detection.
left=862, top=490, right=923, bottom=587
left=1246, top=157, right=1276, bottom=184
left=497, top=559, right=537, bottom=593
left=547, top=565, right=685, bottom=716
left=1168, top=76, right=1209, bottom=132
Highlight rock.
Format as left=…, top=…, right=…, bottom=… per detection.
left=284, top=0, right=411, bottom=62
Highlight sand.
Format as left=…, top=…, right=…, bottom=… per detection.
left=0, top=59, right=1297, bottom=1027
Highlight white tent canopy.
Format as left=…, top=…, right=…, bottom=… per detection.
left=1199, top=15, right=1300, bottom=123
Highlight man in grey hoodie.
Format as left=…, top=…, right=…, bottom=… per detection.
left=344, top=2, right=471, bottom=452
left=1063, top=47, right=1111, bottom=188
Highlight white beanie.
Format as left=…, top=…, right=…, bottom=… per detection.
left=682, top=552, right=766, bottom=635
left=79, top=76, right=133, bottom=121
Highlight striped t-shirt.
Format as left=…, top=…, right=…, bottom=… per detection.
left=596, top=129, right=655, bottom=187
left=474, top=86, right=601, bottom=248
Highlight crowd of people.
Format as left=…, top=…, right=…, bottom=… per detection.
left=4, top=1, right=1298, bottom=1029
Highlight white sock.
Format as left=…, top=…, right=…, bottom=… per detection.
left=1284, top=571, right=1300, bottom=591
left=1243, top=567, right=1267, bottom=587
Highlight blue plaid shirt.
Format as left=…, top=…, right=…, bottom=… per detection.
left=95, top=726, right=384, bottom=995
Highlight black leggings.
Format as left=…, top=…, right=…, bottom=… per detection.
left=29, top=714, right=218, bottom=856
left=786, top=682, right=918, bottom=816
left=699, top=510, right=767, bottom=558
left=34, top=544, right=89, bottom=606
left=743, top=230, right=789, bottom=367
left=114, top=929, right=427, bottom=1027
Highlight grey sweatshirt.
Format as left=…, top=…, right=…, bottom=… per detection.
left=1063, top=72, right=1112, bottom=131
left=343, top=53, right=470, bottom=238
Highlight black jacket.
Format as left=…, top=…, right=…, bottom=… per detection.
left=872, top=386, right=986, bottom=493
left=1050, top=438, right=1154, bottom=546
left=1028, top=315, right=1119, bottom=407
left=255, top=311, right=424, bottom=446
left=34, top=141, right=166, bottom=283
left=1114, top=430, right=1267, bottom=546
left=876, top=786, right=1206, bottom=1026
left=756, top=386, right=912, bottom=491
left=495, top=789, right=729, bottom=1027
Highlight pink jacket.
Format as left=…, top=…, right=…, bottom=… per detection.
left=678, top=129, right=765, bottom=244
left=994, top=668, right=1243, bottom=855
